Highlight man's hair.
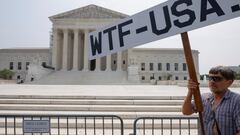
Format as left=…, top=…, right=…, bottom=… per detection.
left=209, top=66, right=236, bottom=80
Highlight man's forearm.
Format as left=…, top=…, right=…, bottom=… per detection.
left=182, top=91, right=194, bottom=115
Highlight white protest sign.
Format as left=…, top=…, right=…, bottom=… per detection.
left=88, top=0, right=240, bottom=60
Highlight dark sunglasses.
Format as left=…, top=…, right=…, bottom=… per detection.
left=208, top=76, right=225, bottom=82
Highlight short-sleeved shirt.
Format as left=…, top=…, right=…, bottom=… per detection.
left=192, top=90, right=240, bottom=135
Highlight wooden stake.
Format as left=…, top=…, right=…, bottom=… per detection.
left=181, top=32, right=205, bottom=135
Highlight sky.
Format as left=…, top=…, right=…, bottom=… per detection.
left=0, top=0, right=240, bottom=74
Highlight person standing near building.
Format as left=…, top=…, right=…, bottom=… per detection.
left=182, top=66, right=240, bottom=135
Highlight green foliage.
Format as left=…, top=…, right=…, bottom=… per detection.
left=236, top=72, right=240, bottom=80
left=0, top=69, right=15, bottom=80
left=200, top=75, right=204, bottom=80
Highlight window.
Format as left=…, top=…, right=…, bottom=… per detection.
left=141, top=63, right=145, bottom=71
left=26, top=62, right=30, bottom=70
left=166, top=63, right=170, bottom=71
left=175, top=76, right=179, bottom=80
left=123, top=60, right=126, bottom=64
left=158, top=76, right=162, bottom=80
left=141, top=76, right=145, bottom=80
left=113, top=60, right=116, bottom=64
left=18, top=62, right=22, bottom=70
left=183, top=63, right=187, bottom=71
left=184, top=76, right=188, bottom=80
left=174, top=63, right=178, bottom=71
left=150, top=63, right=154, bottom=71
left=9, top=62, right=14, bottom=70
left=158, top=63, right=162, bottom=71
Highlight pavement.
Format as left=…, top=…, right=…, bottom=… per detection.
left=0, top=84, right=239, bottom=96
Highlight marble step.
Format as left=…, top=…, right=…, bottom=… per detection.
left=0, top=99, right=183, bottom=106
left=0, top=111, right=190, bottom=118
left=0, top=95, right=185, bottom=100
left=0, top=104, right=182, bottom=112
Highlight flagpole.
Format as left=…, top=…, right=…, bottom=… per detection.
left=181, top=32, right=205, bottom=135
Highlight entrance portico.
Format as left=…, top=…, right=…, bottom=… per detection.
left=50, top=5, right=128, bottom=72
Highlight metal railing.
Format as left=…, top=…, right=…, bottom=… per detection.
left=0, top=114, right=124, bottom=135
left=133, top=116, right=199, bottom=135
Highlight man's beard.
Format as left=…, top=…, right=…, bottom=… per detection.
left=210, top=88, right=225, bottom=94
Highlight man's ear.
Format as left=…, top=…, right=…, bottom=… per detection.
left=227, top=80, right=234, bottom=86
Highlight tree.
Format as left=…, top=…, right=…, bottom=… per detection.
left=236, top=72, right=240, bottom=80
left=0, top=69, right=15, bottom=80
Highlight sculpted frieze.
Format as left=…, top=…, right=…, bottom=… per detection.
left=51, top=5, right=127, bottom=20
left=65, top=8, right=123, bottom=19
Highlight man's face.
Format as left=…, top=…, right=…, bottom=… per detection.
left=208, top=73, right=233, bottom=94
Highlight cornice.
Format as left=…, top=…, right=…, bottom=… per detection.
left=49, top=4, right=128, bottom=21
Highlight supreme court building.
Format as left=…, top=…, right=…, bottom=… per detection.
left=0, top=5, right=199, bottom=84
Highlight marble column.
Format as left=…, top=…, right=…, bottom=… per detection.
left=52, top=29, right=59, bottom=70
left=105, top=55, right=111, bottom=71
left=83, top=29, right=89, bottom=71
left=73, top=29, right=79, bottom=71
left=95, top=58, right=101, bottom=71
left=117, top=52, right=122, bottom=71
left=62, top=29, right=69, bottom=70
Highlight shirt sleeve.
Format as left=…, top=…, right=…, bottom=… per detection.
left=234, top=96, right=240, bottom=131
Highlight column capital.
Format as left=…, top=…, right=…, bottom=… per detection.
left=84, top=29, right=91, bottom=33
left=62, top=28, right=69, bottom=33
left=73, top=29, right=79, bottom=33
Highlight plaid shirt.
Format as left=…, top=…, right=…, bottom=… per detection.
left=192, top=90, right=240, bottom=135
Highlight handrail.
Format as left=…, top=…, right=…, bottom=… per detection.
left=133, top=116, right=199, bottom=135
left=0, top=114, right=124, bottom=135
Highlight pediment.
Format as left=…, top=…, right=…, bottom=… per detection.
left=49, top=4, right=128, bottom=20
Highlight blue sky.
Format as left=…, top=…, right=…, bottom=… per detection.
left=1, top=0, right=240, bottom=74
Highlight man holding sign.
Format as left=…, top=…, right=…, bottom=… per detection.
left=182, top=66, right=240, bottom=135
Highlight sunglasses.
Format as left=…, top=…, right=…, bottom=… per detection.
left=208, top=76, right=225, bottom=82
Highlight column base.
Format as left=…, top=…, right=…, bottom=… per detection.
left=94, top=69, right=102, bottom=72
left=61, top=69, right=68, bottom=71
left=71, top=68, right=79, bottom=71
left=82, top=69, right=89, bottom=72
left=104, top=69, right=112, bottom=72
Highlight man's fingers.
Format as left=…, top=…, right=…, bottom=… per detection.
left=187, top=80, right=200, bottom=90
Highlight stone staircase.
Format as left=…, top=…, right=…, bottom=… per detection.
left=0, top=95, right=198, bottom=135
left=0, top=95, right=184, bottom=115
left=29, top=71, right=131, bottom=85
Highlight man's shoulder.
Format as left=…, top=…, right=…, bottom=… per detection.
left=229, top=90, right=240, bottom=100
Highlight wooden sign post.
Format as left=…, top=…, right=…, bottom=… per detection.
left=181, top=32, right=205, bottom=135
